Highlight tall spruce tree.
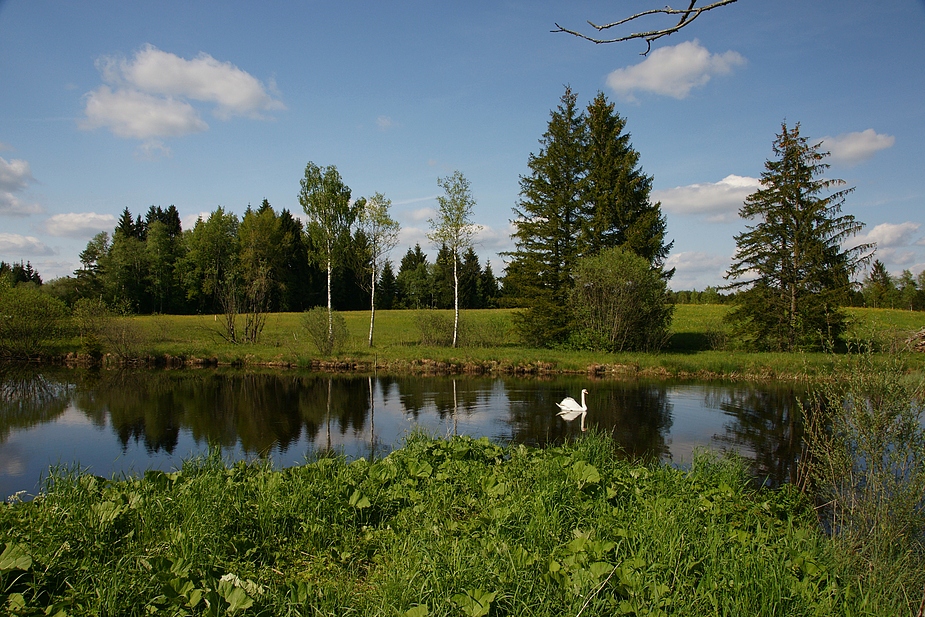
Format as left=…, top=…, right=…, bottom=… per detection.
left=507, top=87, right=672, bottom=346
left=584, top=92, right=673, bottom=272
left=507, top=87, right=587, bottom=346
left=725, top=122, right=873, bottom=351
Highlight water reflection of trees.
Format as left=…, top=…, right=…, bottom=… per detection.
left=594, top=381, right=673, bottom=461
left=393, top=376, right=496, bottom=422
left=706, top=384, right=806, bottom=487
left=1, top=369, right=803, bottom=484
left=0, top=365, right=72, bottom=442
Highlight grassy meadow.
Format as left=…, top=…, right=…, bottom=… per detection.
left=89, top=304, right=925, bottom=379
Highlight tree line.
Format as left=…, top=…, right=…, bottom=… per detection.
left=33, top=201, right=499, bottom=318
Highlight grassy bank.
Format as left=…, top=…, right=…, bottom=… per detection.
left=2, top=432, right=918, bottom=616
left=70, top=305, right=925, bottom=380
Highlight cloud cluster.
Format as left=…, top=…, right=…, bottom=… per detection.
left=40, top=212, right=117, bottom=238
left=0, top=232, right=53, bottom=256
left=820, top=129, right=895, bottom=165
left=664, top=251, right=731, bottom=290
left=0, top=156, right=43, bottom=216
left=654, top=174, right=759, bottom=222
left=81, top=44, right=284, bottom=146
left=607, top=40, right=745, bottom=101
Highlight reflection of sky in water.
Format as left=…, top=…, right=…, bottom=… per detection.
left=1, top=377, right=797, bottom=500
left=665, top=387, right=743, bottom=465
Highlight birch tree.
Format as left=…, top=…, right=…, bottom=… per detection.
left=299, top=162, right=359, bottom=347
left=428, top=171, right=477, bottom=348
left=357, top=192, right=400, bottom=347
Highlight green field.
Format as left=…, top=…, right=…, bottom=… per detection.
left=94, top=305, right=925, bottom=379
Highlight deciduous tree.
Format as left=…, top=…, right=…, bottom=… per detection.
left=428, top=171, right=478, bottom=347
left=299, top=162, right=360, bottom=347
left=357, top=192, right=400, bottom=346
left=553, top=0, right=739, bottom=54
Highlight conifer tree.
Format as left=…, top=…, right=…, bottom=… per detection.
left=396, top=244, right=430, bottom=309
left=584, top=92, right=673, bottom=272
left=506, top=87, right=672, bottom=346
left=725, top=122, right=873, bottom=351
left=507, top=87, right=586, bottom=345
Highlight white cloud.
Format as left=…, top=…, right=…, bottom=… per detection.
left=820, top=129, right=895, bottom=165
left=82, top=86, right=208, bottom=140
left=853, top=221, right=921, bottom=248
left=110, top=44, right=285, bottom=119
left=664, top=251, right=730, bottom=290
left=81, top=44, right=284, bottom=142
left=409, top=207, right=435, bottom=222
left=654, top=174, right=758, bottom=222
left=182, top=211, right=213, bottom=231
left=0, top=156, right=43, bottom=216
left=473, top=222, right=515, bottom=253
left=0, top=157, right=33, bottom=192
left=376, top=116, right=395, bottom=130
left=40, top=212, right=117, bottom=238
left=607, top=40, right=745, bottom=101
left=0, top=233, right=54, bottom=256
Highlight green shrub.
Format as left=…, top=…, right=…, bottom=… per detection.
left=0, top=285, right=70, bottom=358
left=415, top=310, right=453, bottom=346
left=301, top=307, right=349, bottom=355
left=568, top=247, right=674, bottom=352
left=72, top=297, right=113, bottom=357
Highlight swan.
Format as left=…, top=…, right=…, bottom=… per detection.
left=556, top=388, right=588, bottom=432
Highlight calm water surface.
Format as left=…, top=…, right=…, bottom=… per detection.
left=0, top=366, right=805, bottom=498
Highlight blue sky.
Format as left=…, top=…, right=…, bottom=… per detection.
left=1, top=0, right=923, bottom=290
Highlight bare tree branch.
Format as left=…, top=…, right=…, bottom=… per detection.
left=553, top=0, right=739, bottom=55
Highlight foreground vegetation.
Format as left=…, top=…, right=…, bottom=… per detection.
left=1, top=432, right=919, bottom=616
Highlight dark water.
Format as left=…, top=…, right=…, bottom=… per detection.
left=0, top=365, right=805, bottom=499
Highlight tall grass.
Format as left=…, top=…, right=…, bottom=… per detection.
left=800, top=352, right=925, bottom=604
left=1, top=433, right=917, bottom=615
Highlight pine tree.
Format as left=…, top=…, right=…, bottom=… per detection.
left=862, top=259, right=896, bottom=309
left=459, top=247, right=481, bottom=309
left=396, top=244, right=430, bottom=309
left=506, top=87, right=586, bottom=345
left=277, top=209, right=318, bottom=311
left=725, top=122, right=873, bottom=351
left=584, top=92, right=673, bottom=272
left=506, top=87, right=672, bottom=346
left=377, top=261, right=397, bottom=310
left=479, top=261, right=500, bottom=309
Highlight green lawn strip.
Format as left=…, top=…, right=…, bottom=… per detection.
left=1, top=433, right=914, bottom=615
left=72, top=306, right=925, bottom=380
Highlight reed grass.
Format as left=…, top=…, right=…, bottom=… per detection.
left=3, top=433, right=916, bottom=616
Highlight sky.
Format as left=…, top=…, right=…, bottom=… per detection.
left=1, top=0, right=923, bottom=291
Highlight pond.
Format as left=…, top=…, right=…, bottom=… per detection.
left=0, top=365, right=806, bottom=499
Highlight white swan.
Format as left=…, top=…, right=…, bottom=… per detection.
left=556, top=388, right=588, bottom=432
